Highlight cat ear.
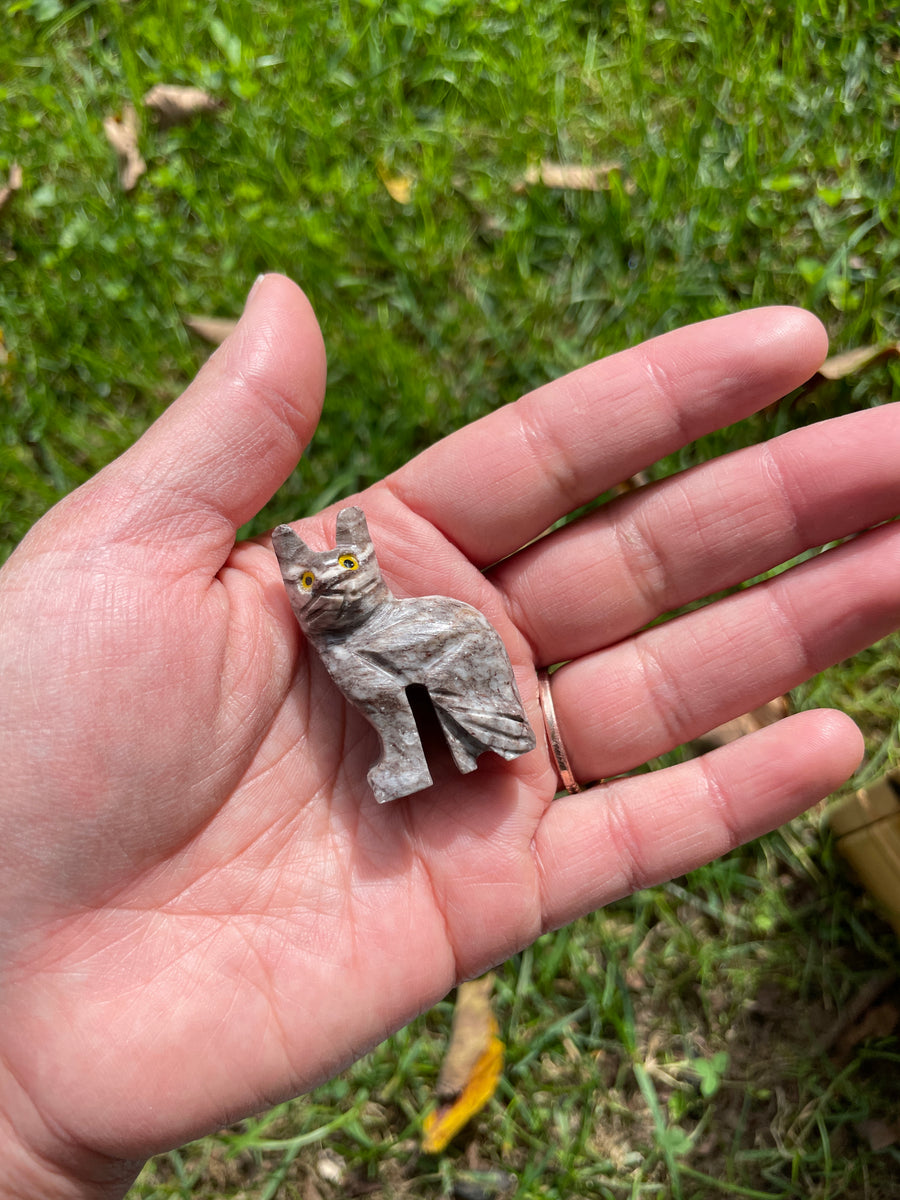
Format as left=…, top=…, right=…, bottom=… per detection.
left=335, top=507, right=373, bottom=551
left=272, top=524, right=312, bottom=581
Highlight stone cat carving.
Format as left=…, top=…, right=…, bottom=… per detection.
left=272, top=507, right=536, bottom=803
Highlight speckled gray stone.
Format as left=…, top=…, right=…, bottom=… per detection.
left=273, top=507, right=535, bottom=803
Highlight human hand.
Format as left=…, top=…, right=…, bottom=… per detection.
left=1, top=275, right=898, bottom=1197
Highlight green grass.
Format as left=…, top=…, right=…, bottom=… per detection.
left=2, top=0, right=900, bottom=1196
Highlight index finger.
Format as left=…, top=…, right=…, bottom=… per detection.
left=387, top=307, right=828, bottom=565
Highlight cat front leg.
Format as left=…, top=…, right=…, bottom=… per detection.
left=360, top=695, right=434, bottom=804
left=316, top=641, right=434, bottom=803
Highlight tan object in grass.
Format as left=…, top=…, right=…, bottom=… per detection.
left=143, top=84, right=223, bottom=126
left=0, top=162, right=22, bottom=213
left=695, top=696, right=788, bottom=751
left=514, top=159, right=632, bottom=193
left=857, top=1116, right=900, bottom=1151
left=816, top=343, right=900, bottom=381
left=103, top=105, right=146, bottom=191
left=183, top=314, right=239, bottom=344
left=827, top=770, right=900, bottom=938
left=611, top=471, right=651, bottom=496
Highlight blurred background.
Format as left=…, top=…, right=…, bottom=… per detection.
left=2, top=2, right=899, bottom=1196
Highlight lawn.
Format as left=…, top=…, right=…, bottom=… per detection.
left=2, top=1, right=899, bottom=1196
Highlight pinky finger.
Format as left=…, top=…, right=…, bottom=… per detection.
left=532, top=710, right=864, bottom=932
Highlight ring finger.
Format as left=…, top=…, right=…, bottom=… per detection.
left=545, top=519, right=900, bottom=783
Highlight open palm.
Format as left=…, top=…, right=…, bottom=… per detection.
left=1, top=275, right=898, bottom=1198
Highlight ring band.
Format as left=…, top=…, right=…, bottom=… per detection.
left=537, top=669, right=583, bottom=794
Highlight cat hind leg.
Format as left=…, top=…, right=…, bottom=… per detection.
left=431, top=695, right=536, bottom=766
left=431, top=706, right=482, bottom=774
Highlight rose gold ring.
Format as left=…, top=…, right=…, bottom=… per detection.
left=537, top=669, right=583, bottom=795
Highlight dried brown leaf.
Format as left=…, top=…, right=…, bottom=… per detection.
left=143, top=84, right=223, bottom=126
left=612, top=471, right=651, bottom=496
left=817, top=343, right=900, bottom=381
left=834, top=1001, right=900, bottom=1063
left=436, top=975, right=497, bottom=1100
left=0, top=162, right=23, bottom=213
left=856, top=1117, right=900, bottom=1151
left=103, top=105, right=146, bottom=191
left=816, top=971, right=896, bottom=1056
left=695, top=697, right=789, bottom=750
left=515, top=159, right=631, bottom=193
left=183, top=314, right=238, bottom=344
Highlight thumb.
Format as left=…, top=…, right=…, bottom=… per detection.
left=52, top=274, right=327, bottom=572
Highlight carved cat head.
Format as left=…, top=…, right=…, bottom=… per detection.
left=272, top=507, right=390, bottom=636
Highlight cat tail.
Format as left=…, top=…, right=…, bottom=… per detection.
left=430, top=692, right=536, bottom=772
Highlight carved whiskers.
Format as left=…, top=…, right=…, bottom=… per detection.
left=273, top=508, right=535, bottom=803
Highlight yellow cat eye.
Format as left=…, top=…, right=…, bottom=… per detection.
left=339, top=554, right=359, bottom=571
left=300, top=571, right=315, bottom=590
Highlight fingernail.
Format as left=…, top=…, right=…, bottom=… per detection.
left=244, top=273, right=268, bottom=310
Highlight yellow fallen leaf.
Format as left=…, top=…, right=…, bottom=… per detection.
left=143, top=84, right=223, bottom=126
left=103, top=105, right=146, bottom=191
left=377, top=163, right=414, bottom=204
left=421, top=975, right=504, bottom=1153
left=183, top=314, right=239, bottom=344
left=422, top=1034, right=504, bottom=1153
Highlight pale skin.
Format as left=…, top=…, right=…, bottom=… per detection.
left=1, top=274, right=899, bottom=1198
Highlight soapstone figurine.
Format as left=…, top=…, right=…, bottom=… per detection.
left=272, top=507, right=536, bottom=803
